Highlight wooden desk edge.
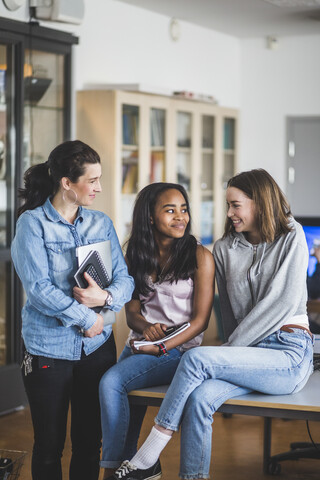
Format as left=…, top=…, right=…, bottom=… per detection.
left=129, top=390, right=166, bottom=399
left=128, top=390, right=320, bottom=413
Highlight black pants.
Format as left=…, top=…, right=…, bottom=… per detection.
left=22, top=334, right=116, bottom=480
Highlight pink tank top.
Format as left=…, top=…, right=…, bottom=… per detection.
left=127, top=276, right=204, bottom=352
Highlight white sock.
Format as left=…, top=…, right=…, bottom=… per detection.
left=130, top=426, right=172, bottom=469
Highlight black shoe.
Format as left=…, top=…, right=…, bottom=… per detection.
left=107, top=459, right=162, bottom=480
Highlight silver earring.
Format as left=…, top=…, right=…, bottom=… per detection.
left=62, top=188, right=78, bottom=206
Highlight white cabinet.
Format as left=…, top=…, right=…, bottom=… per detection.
left=77, top=89, right=238, bottom=246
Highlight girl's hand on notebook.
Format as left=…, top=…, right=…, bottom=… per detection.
left=143, top=322, right=167, bottom=342
left=73, top=271, right=106, bottom=307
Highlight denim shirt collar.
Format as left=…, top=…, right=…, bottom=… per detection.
left=42, top=197, right=84, bottom=225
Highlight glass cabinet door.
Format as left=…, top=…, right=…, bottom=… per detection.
left=0, top=43, right=16, bottom=368
left=150, top=108, right=165, bottom=183
left=121, top=104, right=139, bottom=242
left=223, top=118, right=236, bottom=189
left=176, top=111, right=192, bottom=192
left=0, top=17, right=76, bottom=413
left=23, top=49, right=65, bottom=172
left=200, top=115, right=214, bottom=245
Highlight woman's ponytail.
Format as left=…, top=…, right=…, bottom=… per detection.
left=17, top=140, right=100, bottom=217
left=17, top=162, right=54, bottom=216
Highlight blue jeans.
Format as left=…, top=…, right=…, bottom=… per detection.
left=99, top=345, right=183, bottom=468
left=155, top=329, right=314, bottom=479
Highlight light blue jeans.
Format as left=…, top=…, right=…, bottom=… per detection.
left=155, top=329, right=314, bottom=479
left=99, top=345, right=183, bottom=468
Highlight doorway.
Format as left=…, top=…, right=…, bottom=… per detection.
left=286, top=117, right=320, bottom=217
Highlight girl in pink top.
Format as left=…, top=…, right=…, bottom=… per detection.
left=99, top=183, right=215, bottom=479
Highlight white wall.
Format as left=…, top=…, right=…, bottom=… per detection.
left=0, top=2, right=29, bottom=20
left=240, top=35, right=320, bottom=190
left=1, top=0, right=320, bottom=192
left=0, top=1, right=241, bottom=103
left=72, top=0, right=241, bottom=106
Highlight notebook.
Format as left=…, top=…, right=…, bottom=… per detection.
left=74, top=241, right=115, bottom=323
left=133, top=322, right=190, bottom=349
left=76, top=240, right=112, bottom=276
left=74, top=250, right=110, bottom=290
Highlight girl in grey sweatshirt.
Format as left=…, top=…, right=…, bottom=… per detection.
left=105, top=169, right=314, bottom=480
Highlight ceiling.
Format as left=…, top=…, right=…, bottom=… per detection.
left=116, top=0, right=320, bottom=38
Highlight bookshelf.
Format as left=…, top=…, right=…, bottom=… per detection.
left=76, top=89, right=238, bottom=246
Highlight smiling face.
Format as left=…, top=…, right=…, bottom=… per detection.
left=226, top=186, right=260, bottom=244
left=151, top=188, right=189, bottom=241
left=69, top=162, right=102, bottom=206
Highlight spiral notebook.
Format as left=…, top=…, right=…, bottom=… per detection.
left=133, top=322, right=190, bottom=349
left=76, top=240, right=111, bottom=273
left=74, top=242, right=113, bottom=318
left=74, top=250, right=110, bottom=290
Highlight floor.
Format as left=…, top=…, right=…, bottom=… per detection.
left=0, top=405, right=319, bottom=480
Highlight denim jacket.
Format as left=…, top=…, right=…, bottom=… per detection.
left=11, top=198, right=134, bottom=360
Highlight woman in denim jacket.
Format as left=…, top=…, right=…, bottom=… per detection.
left=106, top=169, right=314, bottom=480
left=11, top=140, right=134, bottom=480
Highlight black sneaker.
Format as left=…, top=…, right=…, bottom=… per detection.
left=107, top=459, right=162, bottom=480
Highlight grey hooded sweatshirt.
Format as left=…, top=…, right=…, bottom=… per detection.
left=213, top=219, right=309, bottom=347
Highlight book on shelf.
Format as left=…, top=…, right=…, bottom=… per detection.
left=150, top=151, right=165, bottom=183
left=133, top=322, right=190, bottom=350
left=122, top=163, right=138, bottom=194
left=151, top=108, right=165, bottom=147
left=122, top=113, right=130, bottom=145
left=173, top=91, right=218, bottom=104
left=200, top=200, right=214, bottom=245
left=224, top=119, right=234, bottom=150
left=122, top=108, right=139, bottom=145
left=177, top=112, right=191, bottom=148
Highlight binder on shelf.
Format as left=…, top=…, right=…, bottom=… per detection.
left=151, top=152, right=165, bottom=183
left=151, top=109, right=165, bottom=147
left=224, top=119, right=234, bottom=150
left=122, top=106, right=139, bottom=145
left=122, top=164, right=138, bottom=193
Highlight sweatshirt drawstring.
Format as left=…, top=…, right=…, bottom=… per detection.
left=257, top=243, right=266, bottom=275
left=231, top=237, right=239, bottom=249
left=230, top=235, right=266, bottom=274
